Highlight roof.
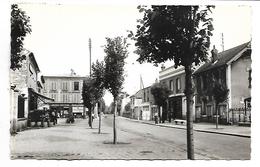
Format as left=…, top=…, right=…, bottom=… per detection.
left=194, top=41, right=251, bottom=75
left=43, top=75, right=87, bottom=79
left=21, top=50, right=40, bottom=72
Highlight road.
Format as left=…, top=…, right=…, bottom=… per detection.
left=10, top=114, right=250, bottom=160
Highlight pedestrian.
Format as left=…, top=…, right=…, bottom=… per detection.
left=154, top=112, right=158, bottom=124
left=51, top=110, right=56, bottom=125
left=92, top=113, right=94, bottom=122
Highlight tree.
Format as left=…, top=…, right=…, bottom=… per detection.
left=151, top=83, right=171, bottom=123
left=124, top=102, right=131, bottom=112
left=92, top=60, right=106, bottom=133
left=131, top=5, right=214, bottom=159
left=211, top=82, right=229, bottom=129
left=82, top=77, right=96, bottom=128
left=104, top=36, right=129, bottom=144
left=11, top=4, right=31, bottom=70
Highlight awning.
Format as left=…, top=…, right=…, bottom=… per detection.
left=244, top=97, right=251, bottom=102
left=28, top=88, right=54, bottom=103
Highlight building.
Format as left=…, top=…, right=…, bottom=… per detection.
left=130, top=86, right=158, bottom=121
left=130, top=89, right=143, bottom=120
left=10, top=50, right=53, bottom=133
left=42, top=73, right=87, bottom=118
left=159, top=65, right=195, bottom=121
left=140, top=86, right=157, bottom=121
left=118, top=92, right=131, bottom=117
left=193, top=42, right=251, bottom=124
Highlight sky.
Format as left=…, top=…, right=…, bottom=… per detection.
left=17, top=2, right=252, bottom=105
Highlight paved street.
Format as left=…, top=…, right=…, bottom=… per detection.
left=10, top=115, right=250, bottom=160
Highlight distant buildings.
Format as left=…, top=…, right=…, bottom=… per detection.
left=159, top=65, right=195, bottom=121
left=42, top=73, right=87, bottom=118
left=118, top=92, right=130, bottom=117
left=10, top=50, right=53, bottom=133
left=194, top=42, right=251, bottom=124
left=130, top=90, right=143, bottom=120
left=127, top=41, right=251, bottom=125
left=129, top=85, right=158, bottom=121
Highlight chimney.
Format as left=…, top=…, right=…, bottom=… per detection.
left=211, top=45, right=218, bottom=63
left=161, top=64, right=166, bottom=71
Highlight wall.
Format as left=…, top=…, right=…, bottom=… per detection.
left=159, top=66, right=187, bottom=120
left=43, top=76, right=84, bottom=104
left=27, top=57, right=38, bottom=91
left=230, top=56, right=251, bottom=108
left=160, top=70, right=185, bottom=96
left=9, top=53, right=39, bottom=133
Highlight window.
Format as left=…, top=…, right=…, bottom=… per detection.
left=17, top=95, right=25, bottom=118
left=62, top=82, right=68, bottom=91
left=176, top=78, right=181, bottom=93
left=248, top=69, right=252, bottom=88
left=147, top=90, right=149, bottom=102
left=169, top=80, right=174, bottom=91
left=73, top=94, right=79, bottom=102
left=74, top=81, right=79, bottom=91
left=206, top=105, right=212, bottom=116
left=202, top=74, right=207, bottom=90
left=143, top=91, right=146, bottom=102
left=62, top=94, right=68, bottom=102
left=29, top=64, right=33, bottom=75
left=51, top=82, right=57, bottom=90
left=51, top=94, right=57, bottom=102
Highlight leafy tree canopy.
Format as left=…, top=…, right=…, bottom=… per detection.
left=104, top=37, right=129, bottom=99
left=82, top=77, right=97, bottom=109
left=82, top=60, right=106, bottom=109
left=130, top=5, right=214, bottom=67
left=11, top=4, right=31, bottom=70
left=212, top=82, right=229, bottom=104
left=151, top=82, right=171, bottom=107
left=124, top=102, right=131, bottom=112
left=92, top=60, right=105, bottom=101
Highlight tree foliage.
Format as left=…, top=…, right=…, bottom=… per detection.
left=92, top=60, right=106, bottom=101
left=212, top=82, right=229, bottom=105
left=151, top=83, right=171, bottom=107
left=11, top=4, right=31, bottom=70
left=98, top=98, right=106, bottom=113
left=82, top=77, right=97, bottom=111
left=104, top=37, right=129, bottom=99
left=124, top=102, right=131, bottom=112
left=131, top=5, right=214, bottom=67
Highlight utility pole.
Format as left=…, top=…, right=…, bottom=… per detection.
left=88, top=38, right=92, bottom=127
left=89, top=38, right=92, bottom=76
left=221, top=33, right=224, bottom=52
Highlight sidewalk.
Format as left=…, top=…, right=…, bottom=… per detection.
left=120, top=117, right=251, bottom=138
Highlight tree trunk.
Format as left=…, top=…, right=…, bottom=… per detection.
left=113, top=99, right=117, bottom=144
left=185, top=65, right=195, bottom=160
left=216, top=102, right=219, bottom=129
left=98, top=104, right=101, bottom=134
left=88, top=107, right=92, bottom=128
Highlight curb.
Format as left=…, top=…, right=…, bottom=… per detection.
left=119, top=116, right=251, bottom=138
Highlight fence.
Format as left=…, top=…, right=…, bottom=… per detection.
left=229, top=107, right=251, bottom=124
